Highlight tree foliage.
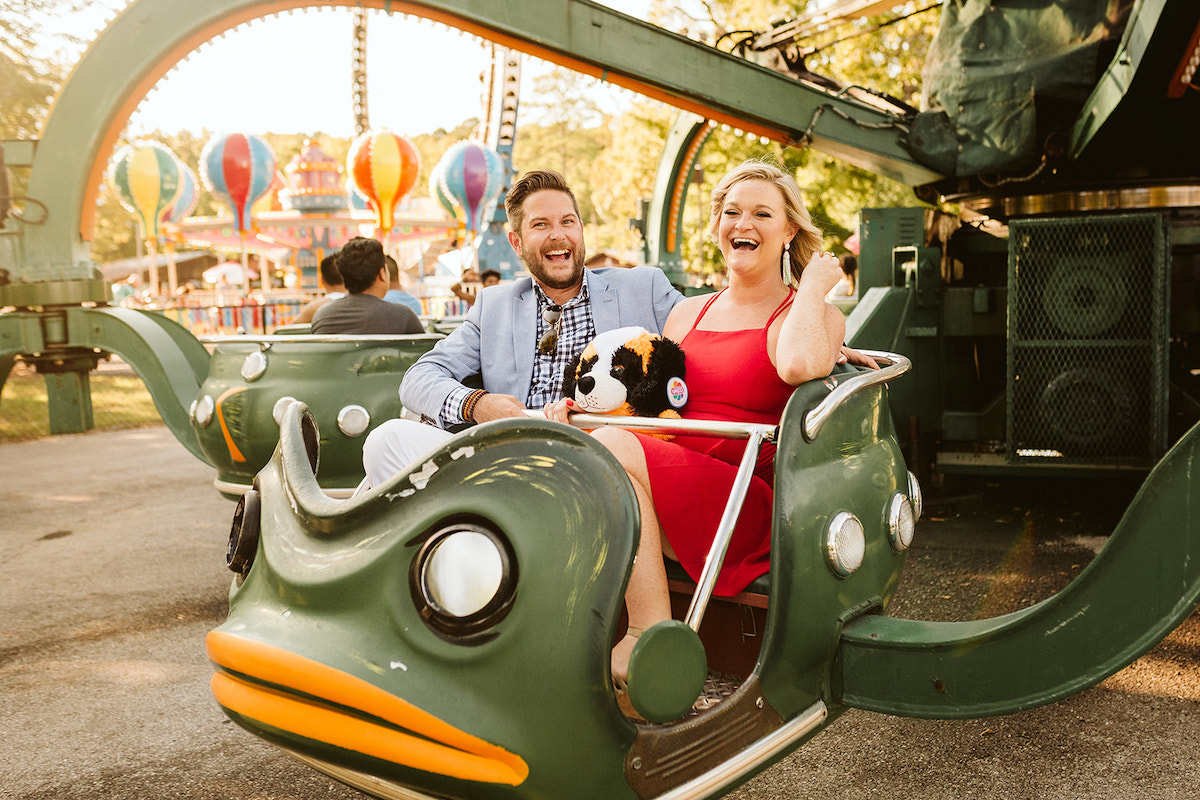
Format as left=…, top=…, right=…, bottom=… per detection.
left=0, top=0, right=82, bottom=138
left=631, top=0, right=934, bottom=278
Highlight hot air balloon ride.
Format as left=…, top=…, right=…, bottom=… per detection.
left=429, top=160, right=463, bottom=225
left=200, top=132, right=278, bottom=295
left=435, top=139, right=506, bottom=272
left=160, top=159, right=199, bottom=296
left=108, top=140, right=184, bottom=298
left=346, top=129, right=421, bottom=241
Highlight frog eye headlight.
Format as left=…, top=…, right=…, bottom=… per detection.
left=907, top=470, right=923, bottom=521
left=826, top=511, right=865, bottom=577
left=888, top=494, right=916, bottom=553
left=411, top=523, right=518, bottom=643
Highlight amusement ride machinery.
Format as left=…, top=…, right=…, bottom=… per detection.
left=3, top=2, right=1200, bottom=798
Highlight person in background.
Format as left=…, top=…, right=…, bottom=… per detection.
left=450, top=267, right=483, bottom=306
left=827, top=253, right=857, bottom=300
left=310, top=237, right=424, bottom=335
left=295, top=253, right=345, bottom=323
left=111, top=273, right=141, bottom=306
left=382, top=254, right=424, bottom=316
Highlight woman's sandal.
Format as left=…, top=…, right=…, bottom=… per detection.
left=612, top=626, right=643, bottom=692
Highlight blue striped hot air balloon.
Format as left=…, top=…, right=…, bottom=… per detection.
left=437, top=140, right=505, bottom=236
left=163, top=160, right=199, bottom=225
left=428, top=162, right=462, bottom=224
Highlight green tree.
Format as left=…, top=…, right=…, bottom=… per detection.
left=587, top=101, right=676, bottom=255
left=0, top=0, right=73, bottom=139
left=513, top=67, right=608, bottom=225
left=630, top=0, right=934, bottom=280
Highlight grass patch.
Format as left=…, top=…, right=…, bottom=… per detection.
left=0, top=363, right=162, bottom=442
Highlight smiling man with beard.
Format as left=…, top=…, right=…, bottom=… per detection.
left=362, top=170, right=683, bottom=484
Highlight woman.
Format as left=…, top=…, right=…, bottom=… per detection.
left=546, top=159, right=846, bottom=685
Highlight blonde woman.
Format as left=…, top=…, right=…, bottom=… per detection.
left=546, top=159, right=846, bottom=686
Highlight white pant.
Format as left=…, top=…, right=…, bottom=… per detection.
left=362, top=418, right=454, bottom=488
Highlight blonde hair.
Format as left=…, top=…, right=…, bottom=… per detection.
left=708, top=159, right=823, bottom=285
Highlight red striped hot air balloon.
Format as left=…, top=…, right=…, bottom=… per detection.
left=347, top=130, right=420, bottom=232
left=199, top=132, right=278, bottom=234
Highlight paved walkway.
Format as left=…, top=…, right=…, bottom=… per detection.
left=2, top=426, right=1198, bottom=799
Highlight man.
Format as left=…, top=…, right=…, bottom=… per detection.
left=310, top=237, right=424, bottom=335
left=362, top=169, right=679, bottom=484
left=382, top=254, right=425, bottom=316
left=295, top=253, right=345, bottom=324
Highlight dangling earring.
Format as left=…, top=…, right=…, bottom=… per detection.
left=781, top=245, right=792, bottom=285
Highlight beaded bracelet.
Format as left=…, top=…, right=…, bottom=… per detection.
left=461, top=389, right=488, bottom=422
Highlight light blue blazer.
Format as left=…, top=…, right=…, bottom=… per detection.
left=400, top=266, right=683, bottom=421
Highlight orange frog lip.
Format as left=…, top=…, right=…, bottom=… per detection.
left=206, top=631, right=529, bottom=786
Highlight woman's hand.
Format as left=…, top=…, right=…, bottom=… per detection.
left=542, top=397, right=576, bottom=424
left=838, top=345, right=880, bottom=370
left=774, top=251, right=848, bottom=384
left=801, top=251, right=844, bottom=297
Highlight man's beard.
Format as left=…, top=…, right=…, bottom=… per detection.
left=522, top=241, right=585, bottom=290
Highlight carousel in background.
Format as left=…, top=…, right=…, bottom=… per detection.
left=107, top=130, right=507, bottom=335
left=167, top=135, right=458, bottom=305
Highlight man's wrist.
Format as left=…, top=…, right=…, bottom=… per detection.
left=461, top=389, right=489, bottom=422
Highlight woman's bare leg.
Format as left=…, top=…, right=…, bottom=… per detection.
left=591, top=428, right=672, bottom=685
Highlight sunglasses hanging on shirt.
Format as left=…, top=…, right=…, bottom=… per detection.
left=538, top=305, right=562, bottom=356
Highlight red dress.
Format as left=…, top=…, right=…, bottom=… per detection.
left=639, top=290, right=796, bottom=596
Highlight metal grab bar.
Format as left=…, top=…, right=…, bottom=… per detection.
left=560, top=412, right=777, bottom=443
left=683, top=427, right=767, bottom=632
left=527, top=409, right=773, bottom=632
left=802, top=349, right=911, bottom=441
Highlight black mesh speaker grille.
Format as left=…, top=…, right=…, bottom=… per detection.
left=1007, top=214, right=1169, bottom=465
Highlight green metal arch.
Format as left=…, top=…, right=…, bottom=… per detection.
left=0, top=307, right=209, bottom=459
left=640, top=112, right=712, bottom=284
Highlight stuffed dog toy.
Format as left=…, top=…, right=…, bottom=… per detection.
left=563, top=326, right=688, bottom=438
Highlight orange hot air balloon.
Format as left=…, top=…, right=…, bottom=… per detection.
left=347, top=130, right=420, bottom=232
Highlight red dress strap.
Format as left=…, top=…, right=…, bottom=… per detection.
left=764, top=288, right=795, bottom=327
left=690, top=288, right=725, bottom=332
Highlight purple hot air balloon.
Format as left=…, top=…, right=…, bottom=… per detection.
left=437, top=140, right=505, bottom=236
left=199, top=133, right=277, bottom=234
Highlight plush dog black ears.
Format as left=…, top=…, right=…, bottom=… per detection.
left=629, top=337, right=687, bottom=416
left=562, top=350, right=588, bottom=400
